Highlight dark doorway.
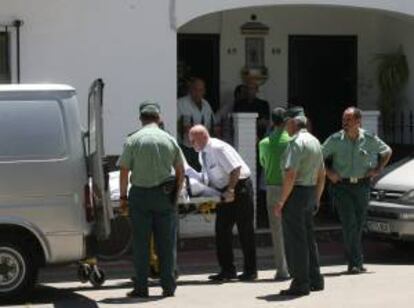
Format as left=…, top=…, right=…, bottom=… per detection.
left=177, top=34, right=220, bottom=111
left=0, top=31, right=11, bottom=83
left=288, top=35, right=357, bottom=142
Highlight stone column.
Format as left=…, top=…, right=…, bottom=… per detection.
left=232, top=112, right=258, bottom=210
left=361, top=110, right=380, bottom=135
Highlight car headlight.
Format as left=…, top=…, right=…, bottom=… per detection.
left=399, top=190, right=414, bottom=205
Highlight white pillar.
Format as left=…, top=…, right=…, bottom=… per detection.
left=232, top=112, right=258, bottom=212
left=361, top=110, right=380, bottom=135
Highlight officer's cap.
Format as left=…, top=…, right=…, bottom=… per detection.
left=139, top=101, right=161, bottom=116
left=271, top=107, right=286, bottom=124
left=284, top=106, right=305, bottom=120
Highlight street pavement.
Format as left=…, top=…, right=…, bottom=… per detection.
left=1, top=239, right=414, bottom=307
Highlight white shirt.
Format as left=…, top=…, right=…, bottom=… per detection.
left=177, top=95, right=215, bottom=147
left=199, top=138, right=251, bottom=190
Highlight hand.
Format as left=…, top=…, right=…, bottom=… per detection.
left=222, top=189, right=235, bottom=203
left=327, top=171, right=342, bottom=184
left=313, top=201, right=320, bottom=216
left=366, top=167, right=382, bottom=179
left=120, top=199, right=129, bottom=216
left=273, top=201, right=284, bottom=218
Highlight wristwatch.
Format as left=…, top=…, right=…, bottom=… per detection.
left=120, top=195, right=128, bottom=201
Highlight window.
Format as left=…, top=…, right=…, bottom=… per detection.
left=0, top=32, right=10, bottom=83
left=0, top=100, right=67, bottom=159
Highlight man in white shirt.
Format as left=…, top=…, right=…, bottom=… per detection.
left=189, top=125, right=257, bottom=281
left=178, top=78, right=215, bottom=171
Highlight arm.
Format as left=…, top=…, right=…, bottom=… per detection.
left=366, top=149, right=392, bottom=178
left=325, top=167, right=342, bottom=184
left=119, top=166, right=130, bottom=213
left=314, top=166, right=326, bottom=214
left=174, top=162, right=185, bottom=203
left=274, top=168, right=297, bottom=217
left=222, top=166, right=241, bottom=203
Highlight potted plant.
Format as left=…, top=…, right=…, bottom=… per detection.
left=376, top=46, right=409, bottom=119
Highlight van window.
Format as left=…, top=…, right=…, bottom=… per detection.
left=0, top=100, right=66, bottom=159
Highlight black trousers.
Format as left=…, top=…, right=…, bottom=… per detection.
left=282, top=186, right=323, bottom=291
left=215, top=178, right=257, bottom=274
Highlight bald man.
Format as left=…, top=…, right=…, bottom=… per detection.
left=189, top=125, right=257, bottom=281
left=178, top=78, right=215, bottom=171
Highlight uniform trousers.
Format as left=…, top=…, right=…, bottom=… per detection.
left=333, top=182, right=370, bottom=269
left=282, top=186, right=323, bottom=291
left=128, top=185, right=176, bottom=293
left=215, top=178, right=257, bottom=275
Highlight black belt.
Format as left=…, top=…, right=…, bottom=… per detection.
left=219, top=177, right=251, bottom=192
left=339, top=177, right=370, bottom=185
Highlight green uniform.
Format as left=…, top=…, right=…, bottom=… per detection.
left=119, top=123, right=183, bottom=294
left=322, top=128, right=391, bottom=270
left=282, top=129, right=324, bottom=292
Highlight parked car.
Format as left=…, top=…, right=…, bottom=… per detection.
left=0, top=80, right=112, bottom=299
left=367, top=156, right=414, bottom=244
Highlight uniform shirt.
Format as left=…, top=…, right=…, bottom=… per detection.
left=200, top=138, right=251, bottom=190
left=259, top=128, right=291, bottom=185
left=177, top=95, right=215, bottom=147
left=322, top=128, right=391, bottom=178
left=283, top=129, right=324, bottom=186
left=119, top=123, right=183, bottom=187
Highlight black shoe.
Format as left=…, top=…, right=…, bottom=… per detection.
left=348, top=266, right=362, bottom=275
left=208, top=272, right=237, bottom=281
left=279, top=288, right=310, bottom=296
left=238, top=272, right=258, bottom=281
left=274, top=273, right=290, bottom=282
left=127, top=288, right=149, bottom=298
left=359, top=266, right=367, bottom=273
left=310, top=283, right=324, bottom=292
left=162, top=289, right=175, bottom=297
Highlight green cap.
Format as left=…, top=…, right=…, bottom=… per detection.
left=271, top=107, right=286, bottom=124
left=139, top=101, right=161, bottom=116
left=284, top=106, right=305, bottom=119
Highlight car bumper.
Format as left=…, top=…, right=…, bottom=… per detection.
left=367, top=201, right=414, bottom=241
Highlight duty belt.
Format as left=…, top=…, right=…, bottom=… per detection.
left=341, top=177, right=370, bottom=184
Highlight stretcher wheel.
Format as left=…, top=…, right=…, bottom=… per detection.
left=89, top=268, right=106, bottom=287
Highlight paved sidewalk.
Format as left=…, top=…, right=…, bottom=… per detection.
left=27, top=264, right=414, bottom=308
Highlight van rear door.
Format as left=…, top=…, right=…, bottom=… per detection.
left=87, top=79, right=112, bottom=240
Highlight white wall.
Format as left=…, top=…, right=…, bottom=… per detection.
left=179, top=6, right=384, bottom=112
left=0, top=0, right=177, bottom=155
left=176, top=0, right=414, bottom=28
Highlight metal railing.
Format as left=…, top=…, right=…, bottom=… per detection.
left=379, top=111, right=414, bottom=145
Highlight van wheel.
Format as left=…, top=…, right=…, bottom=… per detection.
left=0, top=239, right=38, bottom=300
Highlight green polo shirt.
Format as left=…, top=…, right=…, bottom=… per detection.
left=259, top=128, right=291, bottom=185
left=119, top=123, right=183, bottom=187
left=283, top=129, right=324, bottom=186
left=322, top=129, right=391, bottom=178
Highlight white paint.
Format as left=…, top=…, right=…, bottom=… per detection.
left=179, top=6, right=391, bottom=113
left=0, top=0, right=177, bottom=155
left=1, top=0, right=414, bottom=154
left=361, top=110, right=380, bottom=135
left=176, top=0, right=414, bottom=28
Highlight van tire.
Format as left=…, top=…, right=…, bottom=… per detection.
left=0, top=239, right=38, bottom=301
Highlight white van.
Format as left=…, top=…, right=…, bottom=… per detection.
left=0, top=80, right=112, bottom=299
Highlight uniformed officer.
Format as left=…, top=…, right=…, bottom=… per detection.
left=323, top=107, right=392, bottom=274
left=119, top=101, right=185, bottom=298
left=274, top=106, right=326, bottom=296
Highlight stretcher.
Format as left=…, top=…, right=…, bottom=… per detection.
left=95, top=171, right=223, bottom=262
